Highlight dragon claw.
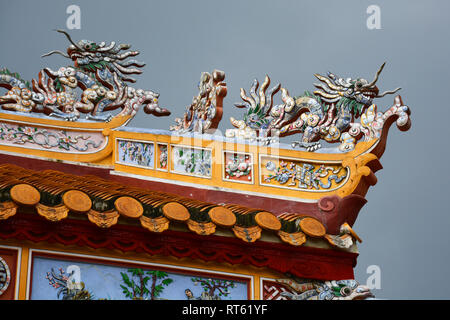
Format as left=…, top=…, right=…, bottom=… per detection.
left=49, top=112, right=79, bottom=122
left=86, top=113, right=114, bottom=122
left=291, top=141, right=321, bottom=152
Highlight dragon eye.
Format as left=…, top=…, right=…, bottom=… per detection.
left=340, top=286, right=352, bottom=296
left=65, top=69, right=74, bottom=77
left=84, top=44, right=91, bottom=50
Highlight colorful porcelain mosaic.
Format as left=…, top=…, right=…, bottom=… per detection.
left=339, top=96, right=410, bottom=151
left=226, top=63, right=410, bottom=152
left=0, top=123, right=105, bottom=152
left=172, top=146, right=212, bottom=177
left=31, top=254, right=248, bottom=300
left=0, top=30, right=170, bottom=122
left=157, top=143, right=168, bottom=171
left=262, top=278, right=373, bottom=300
left=117, top=139, right=154, bottom=168
left=260, top=156, right=347, bottom=191
left=223, top=152, right=253, bottom=183
left=170, top=70, right=227, bottom=134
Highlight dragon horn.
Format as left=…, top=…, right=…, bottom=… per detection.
left=259, top=75, right=270, bottom=107
left=376, top=87, right=401, bottom=97
left=240, top=88, right=256, bottom=109
left=55, top=29, right=83, bottom=50
left=41, top=50, right=70, bottom=59
left=250, top=79, right=260, bottom=106
left=314, top=73, right=341, bottom=91
left=363, top=62, right=386, bottom=88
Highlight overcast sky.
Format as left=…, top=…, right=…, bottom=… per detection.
left=1, top=0, right=449, bottom=299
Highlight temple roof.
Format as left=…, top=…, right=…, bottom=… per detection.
left=0, top=33, right=412, bottom=269
left=0, top=163, right=361, bottom=251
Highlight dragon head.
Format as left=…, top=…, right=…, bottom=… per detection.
left=42, top=30, right=145, bottom=83
left=313, top=62, right=401, bottom=112
left=319, top=280, right=375, bottom=300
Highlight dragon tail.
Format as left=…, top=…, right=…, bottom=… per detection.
left=0, top=68, right=31, bottom=89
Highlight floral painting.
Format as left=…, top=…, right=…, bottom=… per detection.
left=260, top=156, right=347, bottom=191
left=0, top=123, right=104, bottom=152
left=186, top=277, right=237, bottom=300
left=30, top=254, right=249, bottom=300
left=223, top=152, right=253, bottom=183
left=157, top=144, right=168, bottom=170
left=117, top=139, right=154, bottom=168
left=172, top=146, right=212, bottom=177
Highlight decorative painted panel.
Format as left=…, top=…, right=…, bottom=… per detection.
left=29, top=252, right=249, bottom=300
left=156, top=143, right=168, bottom=171
left=171, top=145, right=212, bottom=178
left=117, top=139, right=154, bottom=169
left=259, top=155, right=348, bottom=192
left=0, top=123, right=106, bottom=153
left=223, top=152, right=253, bottom=184
left=261, top=279, right=295, bottom=300
left=0, top=246, right=19, bottom=300
left=261, top=278, right=373, bottom=300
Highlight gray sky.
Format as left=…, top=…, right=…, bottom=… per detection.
left=1, top=0, right=449, bottom=299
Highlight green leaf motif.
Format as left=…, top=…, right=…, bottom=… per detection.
left=162, top=278, right=173, bottom=286
left=121, top=272, right=132, bottom=287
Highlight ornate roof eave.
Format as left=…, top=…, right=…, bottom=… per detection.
left=0, top=209, right=358, bottom=281
left=0, top=163, right=363, bottom=252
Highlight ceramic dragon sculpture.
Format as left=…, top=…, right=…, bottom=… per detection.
left=170, top=69, right=227, bottom=134
left=0, top=30, right=170, bottom=122
left=277, top=277, right=374, bottom=300
left=225, top=63, right=410, bottom=152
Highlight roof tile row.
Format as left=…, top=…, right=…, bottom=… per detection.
left=0, top=164, right=360, bottom=250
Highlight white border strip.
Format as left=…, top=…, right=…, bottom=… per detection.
left=0, top=118, right=105, bottom=132
left=26, top=248, right=254, bottom=300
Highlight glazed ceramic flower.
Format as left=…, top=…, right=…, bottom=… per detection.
left=22, top=126, right=34, bottom=135
left=237, top=162, right=248, bottom=172
left=266, top=161, right=276, bottom=171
